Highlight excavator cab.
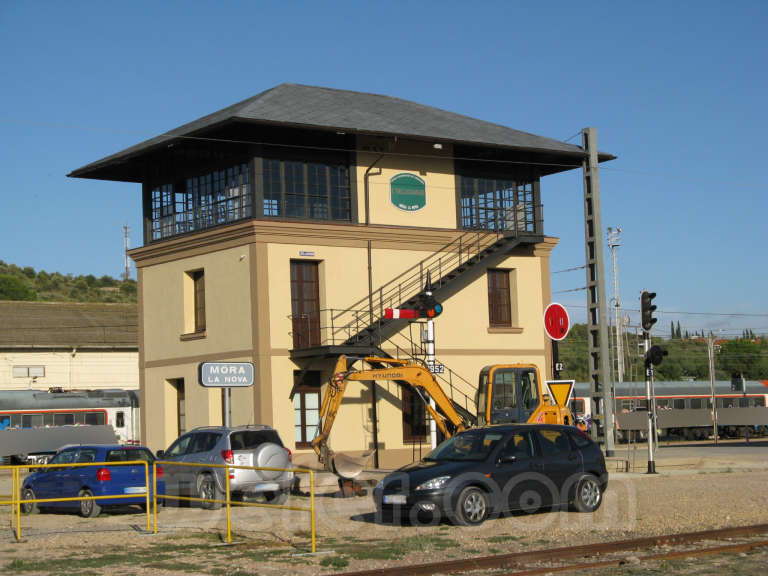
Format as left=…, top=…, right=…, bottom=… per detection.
left=476, top=365, right=542, bottom=426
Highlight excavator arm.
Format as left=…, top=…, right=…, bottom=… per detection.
left=311, top=355, right=469, bottom=463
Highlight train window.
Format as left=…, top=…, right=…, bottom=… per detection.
left=673, top=399, right=685, bottom=410
left=621, top=400, right=634, bottom=411
left=11, top=414, right=22, bottom=427
left=717, top=398, right=735, bottom=408
left=75, top=412, right=86, bottom=424
left=22, top=414, right=44, bottom=428
left=656, top=399, right=668, bottom=409
left=569, top=399, right=585, bottom=415
left=54, top=413, right=74, bottom=426
left=752, top=397, right=766, bottom=407
left=85, top=412, right=105, bottom=425
left=116, top=411, right=125, bottom=428
left=690, top=398, right=702, bottom=409
left=706, top=398, right=713, bottom=409
left=44, top=413, right=54, bottom=426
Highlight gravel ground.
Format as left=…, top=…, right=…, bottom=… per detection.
left=1, top=467, right=768, bottom=575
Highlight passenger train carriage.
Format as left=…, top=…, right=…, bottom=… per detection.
left=0, top=388, right=140, bottom=445
left=570, top=380, right=768, bottom=440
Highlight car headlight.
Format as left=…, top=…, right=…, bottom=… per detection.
left=416, top=476, right=451, bottom=491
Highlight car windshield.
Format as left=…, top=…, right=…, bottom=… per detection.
left=424, top=430, right=505, bottom=462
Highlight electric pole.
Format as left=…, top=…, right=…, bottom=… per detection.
left=581, top=127, right=615, bottom=457
left=122, top=225, right=131, bottom=281
left=607, top=227, right=624, bottom=385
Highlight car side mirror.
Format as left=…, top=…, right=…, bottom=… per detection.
left=497, top=455, right=517, bottom=465
left=156, top=450, right=165, bottom=458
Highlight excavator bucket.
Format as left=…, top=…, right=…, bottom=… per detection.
left=331, top=450, right=376, bottom=479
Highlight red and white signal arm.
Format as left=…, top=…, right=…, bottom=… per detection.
left=544, top=302, right=570, bottom=341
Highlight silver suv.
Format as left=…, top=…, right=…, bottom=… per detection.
left=158, top=425, right=293, bottom=508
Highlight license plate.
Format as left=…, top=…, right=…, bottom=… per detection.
left=383, top=494, right=406, bottom=505
left=124, top=487, right=147, bottom=494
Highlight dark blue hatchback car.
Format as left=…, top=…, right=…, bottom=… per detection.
left=21, top=444, right=164, bottom=517
left=373, top=424, right=608, bottom=525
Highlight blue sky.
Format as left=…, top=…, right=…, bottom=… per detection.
left=1, top=1, right=766, bottom=337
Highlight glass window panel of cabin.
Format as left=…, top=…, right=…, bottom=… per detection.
left=329, top=165, right=351, bottom=220
left=477, top=179, right=496, bottom=230
left=690, top=398, right=702, bottom=409
left=308, top=163, right=329, bottom=219
left=498, top=180, right=516, bottom=231
left=74, top=412, right=86, bottom=424
left=263, top=159, right=282, bottom=216
left=460, top=177, right=477, bottom=228
left=673, top=399, right=685, bottom=410
left=284, top=161, right=306, bottom=218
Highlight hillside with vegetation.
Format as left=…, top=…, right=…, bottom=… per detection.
left=0, top=260, right=136, bottom=303
left=558, top=323, right=768, bottom=382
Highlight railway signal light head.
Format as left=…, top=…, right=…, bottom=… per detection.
left=645, top=345, right=668, bottom=367
left=641, top=291, right=657, bottom=331
left=417, top=301, right=443, bottom=319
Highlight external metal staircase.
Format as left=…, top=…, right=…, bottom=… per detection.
left=290, top=227, right=543, bottom=421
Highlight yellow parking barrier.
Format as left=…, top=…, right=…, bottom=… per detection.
left=3, top=460, right=316, bottom=552
left=1, top=461, right=153, bottom=541
left=153, top=460, right=316, bottom=553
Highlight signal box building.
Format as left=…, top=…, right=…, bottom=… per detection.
left=70, top=84, right=611, bottom=467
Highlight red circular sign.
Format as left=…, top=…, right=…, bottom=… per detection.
left=544, top=303, right=570, bottom=341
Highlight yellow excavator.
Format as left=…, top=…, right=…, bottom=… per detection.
left=311, top=355, right=573, bottom=477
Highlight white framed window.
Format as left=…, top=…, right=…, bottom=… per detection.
left=12, top=366, right=45, bottom=378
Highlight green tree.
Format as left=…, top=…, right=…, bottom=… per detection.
left=718, top=339, right=761, bottom=380
left=0, top=274, right=36, bottom=300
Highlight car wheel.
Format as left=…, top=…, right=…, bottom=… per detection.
left=21, top=487, right=38, bottom=515
left=79, top=489, right=101, bottom=518
left=263, top=489, right=289, bottom=505
left=453, top=486, right=489, bottom=526
left=572, top=474, right=602, bottom=513
left=197, top=474, right=223, bottom=510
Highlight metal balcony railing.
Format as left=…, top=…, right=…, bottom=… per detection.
left=329, top=229, right=506, bottom=346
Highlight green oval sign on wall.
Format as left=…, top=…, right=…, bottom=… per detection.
left=390, top=173, right=426, bottom=211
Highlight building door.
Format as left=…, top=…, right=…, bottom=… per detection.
left=293, top=371, right=322, bottom=449
left=290, top=261, right=320, bottom=348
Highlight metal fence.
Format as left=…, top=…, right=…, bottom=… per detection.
left=1, top=461, right=317, bottom=553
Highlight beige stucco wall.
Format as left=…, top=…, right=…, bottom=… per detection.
left=136, top=232, right=556, bottom=460
left=0, top=350, right=138, bottom=391
left=141, top=245, right=253, bottom=363
left=355, top=138, right=456, bottom=229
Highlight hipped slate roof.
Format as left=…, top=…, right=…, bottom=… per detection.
left=0, top=301, right=137, bottom=349
left=70, top=83, right=612, bottom=180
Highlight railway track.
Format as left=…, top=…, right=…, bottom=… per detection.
left=335, top=523, right=768, bottom=576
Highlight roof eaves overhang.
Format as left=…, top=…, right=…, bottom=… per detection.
left=68, top=116, right=616, bottom=182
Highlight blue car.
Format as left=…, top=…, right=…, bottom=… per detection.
left=20, top=444, right=164, bottom=517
